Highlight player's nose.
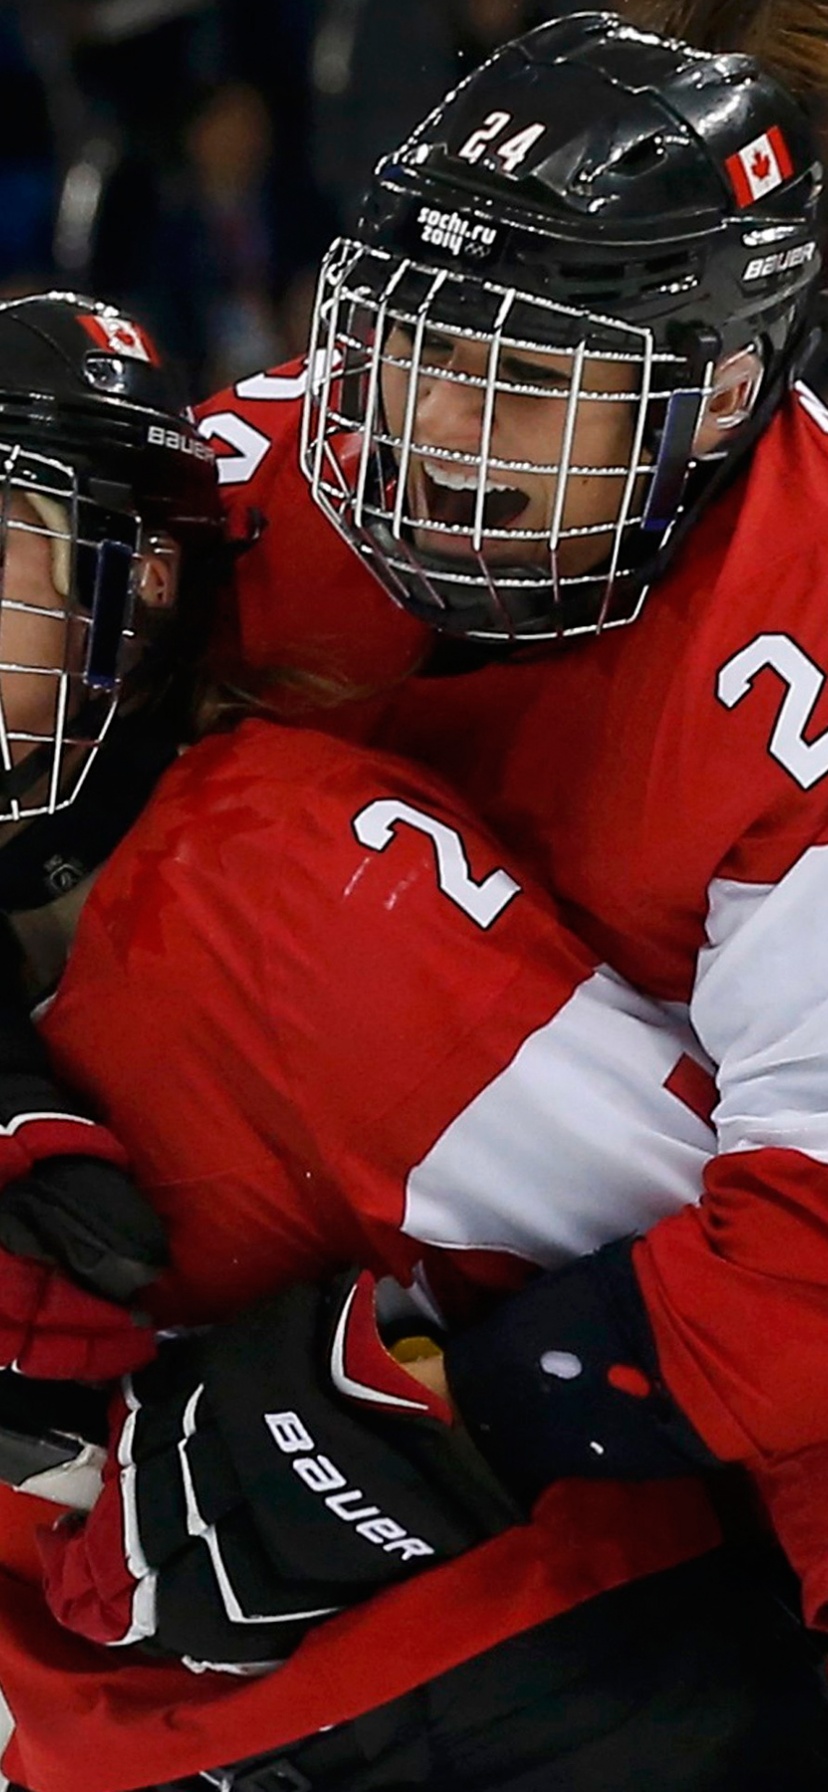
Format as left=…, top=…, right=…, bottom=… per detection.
left=414, top=362, right=487, bottom=452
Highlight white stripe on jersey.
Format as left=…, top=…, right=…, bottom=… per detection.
left=694, top=846, right=828, bottom=1162
left=0, top=1683, right=13, bottom=1790
left=404, top=963, right=714, bottom=1266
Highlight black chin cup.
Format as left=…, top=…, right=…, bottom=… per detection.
left=0, top=707, right=178, bottom=910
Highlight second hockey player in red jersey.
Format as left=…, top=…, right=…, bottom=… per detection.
left=28, top=681, right=823, bottom=1792
left=9, top=14, right=828, bottom=1792
left=194, top=11, right=828, bottom=1586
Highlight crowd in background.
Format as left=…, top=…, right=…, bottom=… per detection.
left=0, top=0, right=826, bottom=398
left=0, top=0, right=558, bottom=395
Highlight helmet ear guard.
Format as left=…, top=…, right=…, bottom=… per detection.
left=302, top=12, right=823, bottom=644
left=695, top=346, right=765, bottom=445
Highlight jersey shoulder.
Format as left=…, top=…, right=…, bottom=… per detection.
left=196, top=359, right=427, bottom=702
left=630, top=385, right=828, bottom=888
left=88, top=716, right=588, bottom=1022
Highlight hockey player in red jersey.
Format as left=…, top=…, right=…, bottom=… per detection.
left=0, top=293, right=225, bottom=1578
left=15, top=27, right=828, bottom=1785
left=194, top=9, right=828, bottom=1619
left=25, top=683, right=827, bottom=1792
left=8, top=17, right=828, bottom=1792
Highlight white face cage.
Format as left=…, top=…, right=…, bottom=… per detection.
left=0, top=444, right=147, bottom=824
left=301, top=240, right=719, bottom=643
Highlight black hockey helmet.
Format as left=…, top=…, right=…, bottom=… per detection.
left=302, top=12, right=823, bottom=641
left=0, top=292, right=221, bottom=833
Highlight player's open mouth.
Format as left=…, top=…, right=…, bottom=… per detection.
left=419, top=462, right=530, bottom=531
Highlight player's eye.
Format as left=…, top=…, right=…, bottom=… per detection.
left=421, top=328, right=453, bottom=358
left=499, top=355, right=572, bottom=390
left=387, top=322, right=454, bottom=366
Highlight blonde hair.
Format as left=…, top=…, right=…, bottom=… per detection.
left=192, top=634, right=436, bottom=735
left=193, top=662, right=380, bottom=735
left=18, top=490, right=71, bottom=599
left=621, top=0, right=828, bottom=106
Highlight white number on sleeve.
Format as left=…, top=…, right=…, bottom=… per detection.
left=196, top=412, right=270, bottom=488
left=352, top=799, right=521, bottom=929
left=717, top=632, right=828, bottom=789
left=197, top=351, right=338, bottom=486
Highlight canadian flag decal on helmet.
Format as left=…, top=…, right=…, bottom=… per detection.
left=726, top=126, right=793, bottom=206
left=79, top=313, right=160, bottom=364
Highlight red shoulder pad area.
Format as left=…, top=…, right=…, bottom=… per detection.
left=196, top=360, right=428, bottom=718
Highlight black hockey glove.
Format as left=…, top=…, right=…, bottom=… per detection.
left=0, top=1154, right=168, bottom=1304
left=444, top=1237, right=718, bottom=1505
left=0, top=917, right=167, bottom=1302
left=42, top=1270, right=521, bottom=1668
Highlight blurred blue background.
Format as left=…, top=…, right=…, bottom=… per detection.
left=0, top=0, right=823, bottom=397
left=0, top=0, right=553, bottom=393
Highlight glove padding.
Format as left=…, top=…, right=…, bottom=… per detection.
left=41, top=1270, right=520, bottom=1669
left=444, top=1237, right=717, bottom=1502
left=0, top=1242, right=157, bottom=1381
left=0, top=1155, right=168, bottom=1302
left=0, top=920, right=168, bottom=1303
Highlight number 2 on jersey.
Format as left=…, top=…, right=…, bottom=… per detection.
left=352, top=799, right=521, bottom=929
left=197, top=352, right=334, bottom=487
left=717, top=633, right=828, bottom=790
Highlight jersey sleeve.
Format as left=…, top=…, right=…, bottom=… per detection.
left=255, top=733, right=716, bottom=1315
left=635, top=829, right=828, bottom=1463
left=195, top=359, right=428, bottom=721
left=41, top=720, right=718, bottom=1328
left=439, top=822, right=828, bottom=1502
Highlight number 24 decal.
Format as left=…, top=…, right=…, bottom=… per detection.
left=717, top=632, right=828, bottom=789
left=352, top=800, right=521, bottom=929
left=457, top=111, right=546, bottom=175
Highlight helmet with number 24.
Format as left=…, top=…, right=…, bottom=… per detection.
left=302, top=12, right=823, bottom=643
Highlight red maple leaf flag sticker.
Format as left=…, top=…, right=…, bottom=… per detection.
left=78, top=312, right=160, bottom=364
left=725, top=126, right=793, bottom=206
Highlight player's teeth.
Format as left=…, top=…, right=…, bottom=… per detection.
left=426, top=465, right=477, bottom=492
left=426, top=464, right=519, bottom=495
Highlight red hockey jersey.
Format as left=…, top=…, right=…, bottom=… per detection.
left=2, top=358, right=827, bottom=1792
left=0, top=721, right=721, bottom=1792
left=197, top=361, right=828, bottom=1468
left=199, top=360, right=828, bottom=1618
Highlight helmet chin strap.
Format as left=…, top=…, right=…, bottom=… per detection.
left=0, top=707, right=178, bottom=912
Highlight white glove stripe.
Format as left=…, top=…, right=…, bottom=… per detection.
left=330, top=1282, right=430, bottom=1413
left=177, top=1382, right=339, bottom=1629
left=115, top=1381, right=158, bottom=1645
